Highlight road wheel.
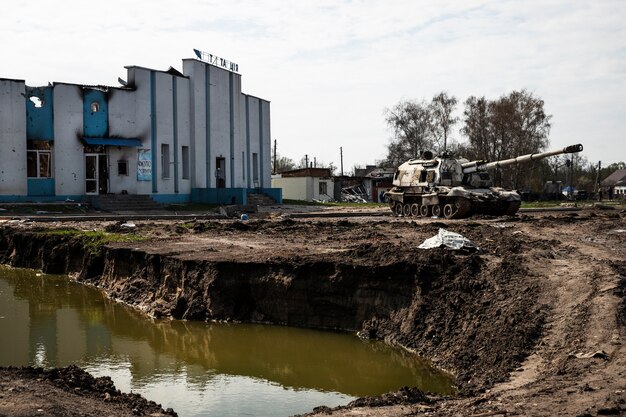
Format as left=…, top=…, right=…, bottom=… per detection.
left=454, top=198, right=473, bottom=219
left=410, top=203, right=420, bottom=217
left=394, top=203, right=403, bottom=216
left=432, top=204, right=442, bottom=217
left=504, top=201, right=522, bottom=216
left=420, top=205, right=430, bottom=217
left=443, top=203, right=455, bottom=219
left=403, top=204, right=411, bottom=216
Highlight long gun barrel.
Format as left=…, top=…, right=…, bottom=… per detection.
left=461, top=144, right=583, bottom=174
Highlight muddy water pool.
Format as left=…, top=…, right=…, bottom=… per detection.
left=0, top=266, right=453, bottom=416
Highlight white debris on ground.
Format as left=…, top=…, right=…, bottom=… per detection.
left=418, top=228, right=480, bottom=251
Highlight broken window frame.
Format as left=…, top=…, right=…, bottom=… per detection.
left=26, top=141, right=52, bottom=178
left=319, top=181, right=328, bottom=195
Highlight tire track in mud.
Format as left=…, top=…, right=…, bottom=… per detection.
left=458, top=216, right=626, bottom=417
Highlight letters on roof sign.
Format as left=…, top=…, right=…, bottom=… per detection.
left=194, top=49, right=239, bottom=73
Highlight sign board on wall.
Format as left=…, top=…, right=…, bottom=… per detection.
left=137, top=149, right=152, bottom=181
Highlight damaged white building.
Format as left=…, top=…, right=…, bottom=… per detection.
left=0, top=51, right=281, bottom=205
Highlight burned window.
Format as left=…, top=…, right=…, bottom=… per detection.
left=27, top=141, right=52, bottom=178
left=319, top=181, right=328, bottom=195
left=118, top=160, right=129, bottom=176
left=29, top=96, right=44, bottom=108
left=182, top=146, right=190, bottom=180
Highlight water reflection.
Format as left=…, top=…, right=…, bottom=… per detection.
left=0, top=266, right=454, bottom=416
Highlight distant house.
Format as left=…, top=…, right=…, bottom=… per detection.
left=351, top=166, right=395, bottom=202
left=363, top=167, right=395, bottom=203
left=601, top=169, right=626, bottom=199
left=271, top=168, right=334, bottom=202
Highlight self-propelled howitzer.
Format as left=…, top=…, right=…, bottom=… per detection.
left=385, top=144, right=583, bottom=219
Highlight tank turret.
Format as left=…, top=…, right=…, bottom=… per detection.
left=385, top=144, right=583, bottom=219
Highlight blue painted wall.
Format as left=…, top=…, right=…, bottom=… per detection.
left=151, top=194, right=191, bottom=204
left=27, top=179, right=55, bottom=196
left=26, top=87, right=54, bottom=141
left=83, top=89, right=108, bottom=137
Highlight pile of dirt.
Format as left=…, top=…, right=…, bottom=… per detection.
left=297, top=387, right=436, bottom=416
left=0, top=365, right=176, bottom=417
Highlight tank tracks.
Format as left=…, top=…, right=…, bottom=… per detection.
left=389, top=198, right=520, bottom=219
left=389, top=197, right=473, bottom=219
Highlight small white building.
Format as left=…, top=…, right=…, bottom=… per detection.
left=601, top=169, right=626, bottom=199
left=272, top=168, right=334, bottom=202
left=0, top=51, right=281, bottom=205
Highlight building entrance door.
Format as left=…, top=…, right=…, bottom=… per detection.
left=215, top=157, right=226, bottom=188
left=85, top=153, right=108, bottom=194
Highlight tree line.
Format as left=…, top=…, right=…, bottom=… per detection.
left=382, top=90, right=622, bottom=195
left=272, top=90, right=622, bottom=196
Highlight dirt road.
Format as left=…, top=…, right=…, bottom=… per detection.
left=0, top=207, right=625, bottom=416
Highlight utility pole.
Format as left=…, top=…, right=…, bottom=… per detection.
left=273, top=139, right=277, bottom=174
left=568, top=156, right=574, bottom=200
left=594, top=161, right=601, bottom=196
left=314, top=157, right=317, bottom=168
left=305, top=154, right=308, bottom=168
left=340, top=147, right=344, bottom=176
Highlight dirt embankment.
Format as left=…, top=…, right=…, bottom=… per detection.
left=0, top=365, right=175, bottom=417
left=1, top=209, right=626, bottom=416
left=1, top=219, right=545, bottom=394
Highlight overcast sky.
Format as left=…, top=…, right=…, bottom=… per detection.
left=2, top=0, right=624, bottom=172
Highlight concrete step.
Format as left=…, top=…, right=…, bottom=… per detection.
left=247, top=193, right=276, bottom=205
left=90, top=194, right=162, bottom=212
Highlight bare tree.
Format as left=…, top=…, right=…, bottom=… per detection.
left=382, top=100, right=434, bottom=167
left=462, top=96, right=494, bottom=161
left=497, top=90, right=551, bottom=188
left=430, top=92, right=458, bottom=153
left=272, top=154, right=296, bottom=173
left=296, top=156, right=337, bottom=175
left=461, top=90, right=551, bottom=188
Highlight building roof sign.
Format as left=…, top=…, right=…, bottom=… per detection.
left=194, top=49, right=239, bottom=73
